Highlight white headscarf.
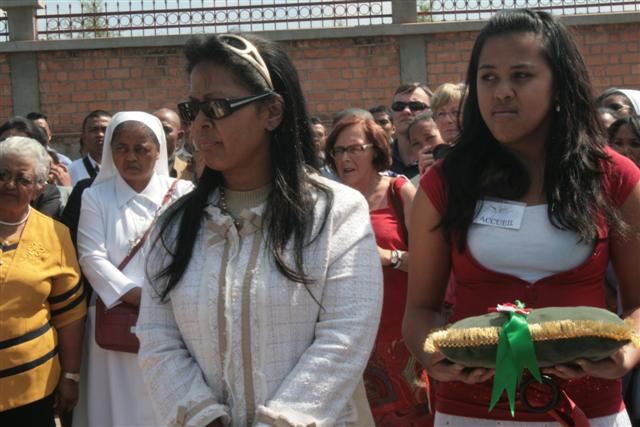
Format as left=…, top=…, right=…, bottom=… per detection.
left=619, top=89, right=640, bottom=115
left=93, top=111, right=169, bottom=186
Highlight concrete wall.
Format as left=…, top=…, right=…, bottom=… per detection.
left=0, top=12, right=639, bottom=158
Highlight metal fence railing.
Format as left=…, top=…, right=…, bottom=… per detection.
left=420, top=0, right=640, bottom=22
left=0, top=1, right=638, bottom=42
left=0, top=13, right=7, bottom=41
left=35, top=1, right=393, bottom=40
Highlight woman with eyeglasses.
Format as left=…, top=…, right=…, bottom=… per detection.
left=0, top=117, right=66, bottom=218
left=0, top=136, right=85, bottom=427
left=74, top=112, right=193, bottom=427
left=324, top=116, right=432, bottom=425
left=404, top=9, right=640, bottom=426
left=431, top=83, right=465, bottom=144
left=136, top=34, right=382, bottom=426
left=413, top=83, right=466, bottom=187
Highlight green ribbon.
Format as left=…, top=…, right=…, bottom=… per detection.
left=489, top=301, right=542, bottom=416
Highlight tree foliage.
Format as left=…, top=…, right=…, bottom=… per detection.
left=418, top=0, right=433, bottom=22
left=59, top=0, right=111, bottom=39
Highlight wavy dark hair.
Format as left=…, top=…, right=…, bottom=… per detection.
left=0, top=116, right=48, bottom=146
left=150, top=34, right=332, bottom=302
left=440, top=9, right=617, bottom=250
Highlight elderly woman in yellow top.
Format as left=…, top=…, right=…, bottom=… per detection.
left=0, top=136, right=85, bottom=427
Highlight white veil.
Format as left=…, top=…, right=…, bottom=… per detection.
left=93, top=111, right=169, bottom=186
left=619, top=89, right=640, bottom=115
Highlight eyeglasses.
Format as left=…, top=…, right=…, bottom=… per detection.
left=435, top=110, right=459, bottom=119
left=331, top=143, right=373, bottom=158
left=177, top=92, right=274, bottom=122
left=0, top=169, right=36, bottom=187
left=391, top=101, right=430, bottom=112
left=220, top=34, right=273, bottom=90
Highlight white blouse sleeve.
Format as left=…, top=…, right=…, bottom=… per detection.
left=77, top=187, right=137, bottom=308
left=256, top=192, right=383, bottom=426
left=137, top=250, right=231, bottom=427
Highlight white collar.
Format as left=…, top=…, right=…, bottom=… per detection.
left=114, top=172, right=164, bottom=209
left=86, top=155, right=99, bottom=166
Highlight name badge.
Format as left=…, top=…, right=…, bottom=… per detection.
left=473, top=199, right=526, bottom=230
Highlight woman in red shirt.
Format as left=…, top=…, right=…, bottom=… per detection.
left=326, top=117, right=431, bottom=425
left=403, top=9, right=640, bottom=426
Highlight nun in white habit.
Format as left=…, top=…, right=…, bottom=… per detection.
left=73, top=111, right=194, bottom=426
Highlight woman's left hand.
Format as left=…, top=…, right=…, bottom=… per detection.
left=543, top=343, right=640, bottom=380
left=55, top=379, right=79, bottom=414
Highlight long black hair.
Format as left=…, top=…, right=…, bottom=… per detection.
left=440, top=9, right=617, bottom=250
left=150, top=34, right=332, bottom=302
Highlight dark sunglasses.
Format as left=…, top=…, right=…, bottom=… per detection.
left=177, top=91, right=274, bottom=122
left=391, top=101, right=429, bottom=112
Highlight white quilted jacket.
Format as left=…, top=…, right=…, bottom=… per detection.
left=137, top=178, right=383, bottom=427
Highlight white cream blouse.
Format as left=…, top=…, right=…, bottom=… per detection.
left=137, top=177, right=383, bottom=427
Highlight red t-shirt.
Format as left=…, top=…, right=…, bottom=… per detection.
left=418, top=147, right=640, bottom=421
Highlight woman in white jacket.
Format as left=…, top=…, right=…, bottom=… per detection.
left=137, top=34, right=383, bottom=427
left=75, top=112, right=193, bottom=426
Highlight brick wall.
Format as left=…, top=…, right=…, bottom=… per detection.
left=1, top=20, right=639, bottom=157
left=575, top=23, right=640, bottom=90
left=283, top=36, right=401, bottom=123
left=0, top=54, right=12, bottom=122
left=31, top=36, right=402, bottom=157
left=425, top=22, right=640, bottom=94
left=38, top=47, right=188, bottom=156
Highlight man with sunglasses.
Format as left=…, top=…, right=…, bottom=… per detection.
left=389, top=83, right=433, bottom=179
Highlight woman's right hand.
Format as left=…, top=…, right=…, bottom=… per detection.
left=425, top=351, right=494, bottom=384
left=377, top=246, right=391, bottom=267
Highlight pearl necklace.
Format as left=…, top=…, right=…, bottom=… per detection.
left=218, top=187, right=242, bottom=228
left=0, top=206, right=31, bottom=227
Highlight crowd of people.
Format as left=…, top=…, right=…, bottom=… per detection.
left=1, top=8, right=640, bottom=427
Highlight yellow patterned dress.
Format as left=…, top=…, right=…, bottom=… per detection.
left=0, top=208, right=85, bottom=411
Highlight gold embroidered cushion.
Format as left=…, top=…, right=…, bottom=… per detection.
left=425, top=306, right=639, bottom=368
